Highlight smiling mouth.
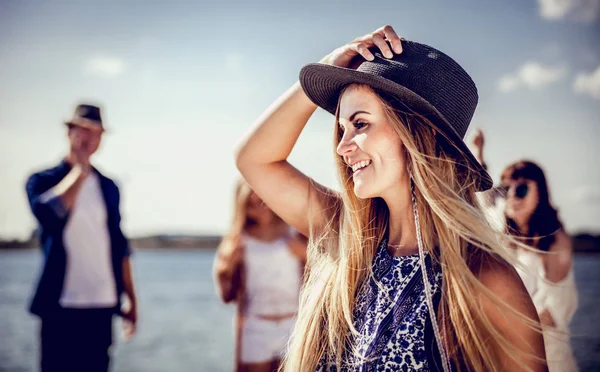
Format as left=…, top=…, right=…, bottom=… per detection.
left=350, top=160, right=372, bottom=174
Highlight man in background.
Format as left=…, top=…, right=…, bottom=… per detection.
left=25, top=103, right=138, bottom=372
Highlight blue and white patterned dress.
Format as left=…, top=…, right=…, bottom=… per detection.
left=317, top=235, right=444, bottom=372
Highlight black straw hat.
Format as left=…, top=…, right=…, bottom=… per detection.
left=299, top=40, right=492, bottom=191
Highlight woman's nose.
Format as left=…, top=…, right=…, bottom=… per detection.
left=336, top=132, right=357, bottom=157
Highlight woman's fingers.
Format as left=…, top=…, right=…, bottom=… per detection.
left=352, top=42, right=375, bottom=61
left=379, top=25, right=403, bottom=54
left=321, top=25, right=403, bottom=68
left=371, top=33, right=393, bottom=58
left=355, top=25, right=403, bottom=59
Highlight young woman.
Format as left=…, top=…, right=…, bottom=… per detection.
left=502, top=161, right=578, bottom=372
left=474, top=131, right=578, bottom=372
left=235, top=25, right=546, bottom=371
left=213, top=179, right=307, bottom=372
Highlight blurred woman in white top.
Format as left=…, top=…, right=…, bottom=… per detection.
left=213, top=179, right=307, bottom=372
left=474, top=130, right=578, bottom=372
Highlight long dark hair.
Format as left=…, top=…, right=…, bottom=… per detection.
left=502, top=160, right=562, bottom=251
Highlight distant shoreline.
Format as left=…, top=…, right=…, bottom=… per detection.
left=2, top=248, right=598, bottom=255
left=2, top=233, right=600, bottom=253
left=0, top=234, right=223, bottom=251
left=0, top=247, right=221, bottom=252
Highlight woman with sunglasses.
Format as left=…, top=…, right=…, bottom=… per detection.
left=474, top=130, right=578, bottom=372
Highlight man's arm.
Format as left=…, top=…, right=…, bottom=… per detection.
left=106, top=181, right=137, bottom=327
left=25, top=164, right=90, bottom=232
left=109, top=182, right=137, bottom=340
left=50, top=164, right=90, bottom=211
left=121, top=256, right=138, bottom=340
left=122, top=257, right=137, bottom=306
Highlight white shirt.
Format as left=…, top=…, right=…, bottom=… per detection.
left=243, top=234, right=302, bottom=316
left=59, top=172, right=117, bottom=308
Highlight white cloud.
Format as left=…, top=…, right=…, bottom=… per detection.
left=573, top=65, right=600, bottom=99
left=537, top=0, right=600, bottom=22
left=520, top=62, right=568, bottom=87
left=498, top=75, right=522, bottom=93
left=572, top=185, right=600, bottom=203
left=498, top=61, right=568, bottom=93
left=84, top=57, right=126, bottom=78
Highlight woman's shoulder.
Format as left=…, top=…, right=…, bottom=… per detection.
left=472, top=254, right=529, bottom=301
left=470, top=253, right=539, bottom=326
left=471, top=255, right=547, bottom=371
left=471, top=254, right=543, bottom=354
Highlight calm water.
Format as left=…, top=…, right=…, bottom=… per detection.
left=0, top=250, right=599, bottom=372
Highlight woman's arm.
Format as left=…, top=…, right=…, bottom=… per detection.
left=543, top=230, right=573, bottom=283
left=472, top=128, right=486, bottom=171
left=235, top=25, right=404, bottom=237
left=477, top=258, right=548, bottom=371
left=235, top=84, right=334, bottom=237
left=471, top=129, right=501, bottom=209
left=537, top=230, right=575, bottom=328
left=288, top=231, right=309, bottom=263
left=213, top=235, right=244, bottom=303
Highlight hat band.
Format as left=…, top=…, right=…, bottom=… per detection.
left=67, top=117, right=104, bottom=132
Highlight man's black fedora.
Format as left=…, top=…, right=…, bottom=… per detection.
left=65, top=103, right=105, bottom=133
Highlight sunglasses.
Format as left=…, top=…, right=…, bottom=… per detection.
left=496, top=183, right=529, bottom=199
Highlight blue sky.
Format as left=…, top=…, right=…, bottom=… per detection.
left=1, top=0, right=599, bottom=239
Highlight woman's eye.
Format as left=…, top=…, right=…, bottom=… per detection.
left=354, top=121, right=368, bottom=130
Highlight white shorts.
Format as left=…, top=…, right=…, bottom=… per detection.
left=240, top=315, right=296, bottom=364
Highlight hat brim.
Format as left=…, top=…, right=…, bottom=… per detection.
left=64, top=119, right=105, bottom=133
left=299, top=63, right=492, bottom=191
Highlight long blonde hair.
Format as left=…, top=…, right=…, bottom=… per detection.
left=228, top=179, right=254, bottom=237
left=226, top=178, right=286, bottom=236
left=284, top=85, right=540, bottom=371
